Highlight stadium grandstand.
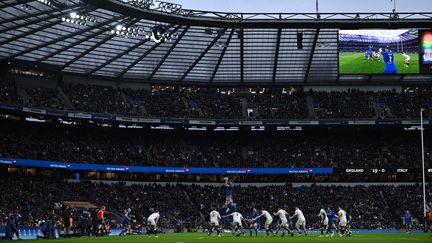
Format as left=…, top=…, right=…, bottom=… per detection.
left=0, top=0, right=432, bottom=242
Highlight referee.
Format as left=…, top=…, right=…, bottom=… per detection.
left=96, top=206, right=106, bottom=236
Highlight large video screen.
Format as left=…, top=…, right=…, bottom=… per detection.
left=338, top=29, right=419, bottom=74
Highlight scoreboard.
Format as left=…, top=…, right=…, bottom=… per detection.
left=420, top=30, right=432, bottom=73
left=340, top=168, right=431, bottom=174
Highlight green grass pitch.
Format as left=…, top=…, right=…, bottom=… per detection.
left=339, top=53, right=419, bottom=74
left=23, top=233, right=432, bottom=243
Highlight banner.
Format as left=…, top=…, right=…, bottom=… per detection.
left=0, top=157, right=333, bottom=175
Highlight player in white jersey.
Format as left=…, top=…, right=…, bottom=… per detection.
left=227, top=212, right=245, bottom=237
left=318, top=209, right=328, bottom=237
left=337, top=207, right=347, bottom=237
left=147, top=211, right=160, bottom=237
left=373, top=51, right=381, bottom=62
left=290, top=207, right=308, bottom=237
left=403, top=52, right=411, bottom=67
left=254, top=209, right=275, bottom=237
left=274, top=208, right=294, bottom=237
left=208, top=209, right=221, bottom=237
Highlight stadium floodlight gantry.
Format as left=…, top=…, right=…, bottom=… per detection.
left=1, top=0, right=432, bottom=85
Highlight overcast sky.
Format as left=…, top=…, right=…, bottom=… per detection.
left=171, top=0, right=432, bottom=13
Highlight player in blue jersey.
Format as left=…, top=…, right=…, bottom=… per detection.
left=401, top=210, right=413, bottom=233
left=346, top=211, right=353, bottom=237
left=248, top=208, right=260, bottom=237
left=220, top=205, right=228, bottom=230
left=325, top=207, right=339, bottom=237
left=380, top=47, right=397, bottom=74
left=224, top=177, right=234, bottom=205
left=364, top=51, right=370, bottom=61
left=366, top=45, right=373, bottom=63
left=228, top=203, right=237, bottom=217
left=119, top=208, right=132, bottom=236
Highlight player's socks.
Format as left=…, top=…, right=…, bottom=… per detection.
left=255, top=229, right=258, bottom=236
left=208, top=228, right=212, bottom=236
left=266, top=229, right=269, bottom=236
left=321, top=229, right=324, bottom=235
left=249, top=230, right=252, bottom=237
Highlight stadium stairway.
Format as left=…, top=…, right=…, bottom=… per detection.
left=241, top=98, right=249, bottom=118
left=306, top=95, right=316, bottom=118
left=138, top=103, right=147, bottom=116
left=119, top=91, right=135, bottom=114
left=371, top=101, right=381, bottom=118
left=379, top=190, right=393, bottom=223
left=181, top=97, right=191, bottom=116
left=182, top=190, right=206, bottom=223
left=57, top=86, right=73, bottom=109
left=134, top=97, right=147, bottom=116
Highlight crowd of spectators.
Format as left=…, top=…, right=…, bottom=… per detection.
left=373, top=89, right=432, bottom=119
left=188, top=91, right=243, bottom=119
left=122, top=88, right=191, bottom=118
left=246, top=91, right=308, bottom=119
left=24, top=87, right=66, bottom=110
left=2, top=79, right=432, bottom=119
left=62, top=83, right=134, bottom=115
left=0, top=79, right=23, bottom=105
left=0, top=121, right=429, bottom=168
left=0, top=175, right=203, bottom=230
left=0, top=174, right=428, bottom=231
left=312, top=90, right=376, bottom=119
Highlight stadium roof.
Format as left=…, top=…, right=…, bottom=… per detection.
left=1, top=0, right=432, bottom=85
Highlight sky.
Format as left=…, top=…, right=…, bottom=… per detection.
left=171, top=0, right=432, bottom=13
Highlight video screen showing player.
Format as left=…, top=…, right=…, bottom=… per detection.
left=339, top=29, right=419, bottom=74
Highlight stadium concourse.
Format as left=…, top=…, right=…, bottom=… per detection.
left=1, top=0, right=432, bottom=242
